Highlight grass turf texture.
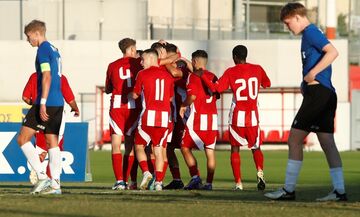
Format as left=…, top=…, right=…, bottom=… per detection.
left=0, top=150, right=359, bottom=217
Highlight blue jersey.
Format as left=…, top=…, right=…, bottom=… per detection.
left=301, top=23, right=335, bottom=92
left=35, top=41, right=64, bottom=106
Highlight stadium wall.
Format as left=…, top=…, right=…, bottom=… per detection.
left=0, top=40, right=350, bottom=150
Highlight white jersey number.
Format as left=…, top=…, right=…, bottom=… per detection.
left=235, top=77, right=258, bottom=101
left=119, top=67, right=132, bottom=88
left=155, top=79, right=165, bottom=101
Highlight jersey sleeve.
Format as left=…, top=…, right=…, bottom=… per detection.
left=304, top=26, right=330, bottom=52
left=22, top=73, right=37, bottom=99
left=61, top=75, right=75, bottom=103
left=105, top=64, right=113, bottom=93
left=202, top=69, right=230, bottom=93
left=186, top=74, right=199, bottom=97
left=258, top=66, right=271, bottom=88
left=37, top=45, right=51, bottom=73
left=133, top=71, right=143, bottom=95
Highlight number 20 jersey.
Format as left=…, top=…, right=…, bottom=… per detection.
left=215, top=63, right=271, bottom=127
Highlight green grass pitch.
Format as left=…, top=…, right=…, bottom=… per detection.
left=0, top=150, right=359, bottom=217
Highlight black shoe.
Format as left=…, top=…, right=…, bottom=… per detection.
left=163, top=180, right=184, bottom=190
left=316, top=190, right=348, bottom=202
left=257, top=171, right=266, bottom=191
left=264, top=188, right=296, bottom=200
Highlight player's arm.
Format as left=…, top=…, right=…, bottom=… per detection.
left=179, top=57, right=193, bottom=72
left=179, top=95, right=196, bottom=118
left=159, top=53, right=180, bottom=66
left=200, top=71, right=230, bottom=94
left=40, top=65, right=51, bottom=121
left=165, top=62, right=183, bottom=78
left=105, top=65, right=113, bottom=94
left=62, top=75, right=80, bottom=117
left=68, top=100, right=80, bottom=117
left=304, top=43, right=338, bottom=83
left=128, top=72, right=142, bottom=100
left=259, top=67, right=271, bottom=88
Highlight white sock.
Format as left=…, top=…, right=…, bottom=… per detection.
left=21, top=142, right=47, bottom=180
left=48, top=146, right=61, bottom=189
left=284, top=159, right=303, bottom=192
left=330, top=167, right=345, bottom=194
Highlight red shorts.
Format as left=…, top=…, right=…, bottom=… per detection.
left=181, top=127, right=217, bottom=150
left=109, top=108, right=139, bottom=136
left=229, top=125, right=261, bottom=149
left=35, top=131, right=64, bottom=151
left=168, top=120, right=185, bottom=149
left=135, top=125, right=169, bottom=148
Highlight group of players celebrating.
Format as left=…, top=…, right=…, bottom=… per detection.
left=19, top=2, right=347, bottom=201
left=105, top=38, right=271, bottom=192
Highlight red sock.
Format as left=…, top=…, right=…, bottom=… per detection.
left=139, top=160, right=149, bottom=174
left=112, top=153, right=123, bottom=181
left=189, top=165, right=198, bottom=177
left=169, top=166, right=181, bottom=180
left=123, top=155, right=135, bottom=182
left=147, top=159, right=155, bottom=174
left=155, top=171, right=162, bottom=182
left=159, top=161, right=168, bottom=181
left=231, top=152, right=241, bottom=183
left=252, top=149, right=264, bottom=171
left=206, top=171, right=214, bottom=184
left=130, top=159, right=138, bottom=182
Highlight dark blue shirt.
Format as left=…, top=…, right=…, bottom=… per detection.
left=301, top=23, right=335, bottom=92
left=35, top=41, right=64, bottom=106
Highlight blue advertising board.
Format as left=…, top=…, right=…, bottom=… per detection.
left=0, top=122, right=88, bottom=182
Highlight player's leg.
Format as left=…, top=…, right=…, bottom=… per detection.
left=164, top=145, right=184, bottom=189
left=315, top=132, right=347, bottom=201
left=264, top=127, right=308, bottom=200
left=153, top=145, right=164, bottom=191
left=135, top=126, right=153, bottom=190
left=248, top=127, right=265, bottom=191
left=111, top=133, right=126, bottom=190
left=18, top=126, right=48, bottom=185
left=202, top=147, right=215, bottom=190
left=230, top=145, right=242, bottom=190
left=123, top=134, right=135, bottom=187
left=41, top=133, right=62, bottom=194
left=164, top=122, right=184, bottom=189
left=136, top=143, right=152, bottom=190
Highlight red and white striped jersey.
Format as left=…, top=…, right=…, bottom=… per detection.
left=105, top=57, right=142, bottom=110
left=201, top=63, right=271, bottom=127
left=133, top=66, right=174, bottom=128
left=186, top=70, right=218, bottom=131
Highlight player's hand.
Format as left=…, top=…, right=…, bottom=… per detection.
left=71, top=108, right=80, bottom=117
left=40, top=104, right=49, bottom=122
left=179, top=106, right=187, bottom=119
left=193, top=69, right=204, bottom=77
left=304, top=70, right=316, bottom=83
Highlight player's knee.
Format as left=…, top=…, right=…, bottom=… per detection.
left=17, top=134, right=28, bottom=146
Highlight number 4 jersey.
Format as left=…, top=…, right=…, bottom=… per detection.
left=201, top=63, right=271, bottom=127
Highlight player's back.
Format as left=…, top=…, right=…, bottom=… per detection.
left=106, top=57, right=142, bottom=109
left=139, top=66, right=174, bottom=112
left=225, top=63, right=270, bottom=127
left=226, top=63, right=270, bottom=111
left=188, top=70, right=217, bottom=115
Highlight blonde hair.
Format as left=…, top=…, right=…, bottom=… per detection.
left=24, top=20, right=46, bottom=35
